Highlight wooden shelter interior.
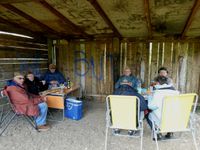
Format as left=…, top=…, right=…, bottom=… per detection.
left=0, top=0, right=200, bottom=101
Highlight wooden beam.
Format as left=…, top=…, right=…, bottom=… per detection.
left=1, top=4, right=68, bottom=39
left=87, top=0, right=121, bottom=37
left=38, top=0, right=90, bottom=37
left=0, top=16, right=47, bottom=40
left=144, top=0, right=152, bottom=38
left=0, top=0, right=39, bottom=4
left=181, top=0, right=200, bottom=39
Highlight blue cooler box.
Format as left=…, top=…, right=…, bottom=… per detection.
left=65, top=98, right=83, bottom=120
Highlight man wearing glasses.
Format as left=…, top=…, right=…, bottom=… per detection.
left=5, top=72, right=50, bottom=131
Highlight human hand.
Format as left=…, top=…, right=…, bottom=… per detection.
left=50, top=80, right=58, bottom=85
left=41, top=80, right=46, bottom=85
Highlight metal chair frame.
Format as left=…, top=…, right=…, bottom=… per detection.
left=0, top=89, right=38, bottom=136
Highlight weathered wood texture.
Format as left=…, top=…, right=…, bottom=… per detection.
left=56, top=39, right=200, bottom=97
left=0, top=36, right=48, bottom=88
left=56, top=39, right=119, bottom=96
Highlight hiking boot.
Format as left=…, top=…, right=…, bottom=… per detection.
left=113, top=129, right=120, bottom=135
left=153, top=133, right=163, bottom=141
left=37, top=124, right=50, bottom=132
left=165, top=132, right=173, bottom=139
left=128, top=130, right=136, bottom=136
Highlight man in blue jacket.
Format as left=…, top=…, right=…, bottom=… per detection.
left=43, top=64, right=66, bottom=88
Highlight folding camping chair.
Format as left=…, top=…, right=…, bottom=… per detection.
left=0, top=89, right=38, bottom=136
left=0, top=90, right=11, bottom=127
left=151, top=93, right=199, bottom=150
left=105, top=95, right=143, bottom=150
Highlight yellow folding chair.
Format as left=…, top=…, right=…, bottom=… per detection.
left=105, top=95, right=143, bottom=150
left=152, top=93, right=199, bottom=150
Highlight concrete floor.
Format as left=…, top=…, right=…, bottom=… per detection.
left=0, top=100, right=199, bottom=150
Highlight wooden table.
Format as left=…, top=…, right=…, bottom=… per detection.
left=42, top=86, right=79, bottom=121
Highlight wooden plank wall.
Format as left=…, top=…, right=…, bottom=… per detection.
left=0, top=36, right=48, bottom=88
left=56, top=38, right=120, bottom=97
left=56, top=39, right=200, bottom=98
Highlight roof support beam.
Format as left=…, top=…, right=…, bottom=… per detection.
left=0, top=0, right=39, bottom=4
left=1, top=4, right=67, bottom=39
left=0, top=17, right=42, bottom=37
left=87, top=0, right=121, bottom=37
left=144, top=0, right=152, bottom=38
left=181, top=0, right=200, bottom=39
left=38, top=0, right=90, bottom=37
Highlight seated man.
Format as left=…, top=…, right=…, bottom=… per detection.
left=24, top=71, right=48, bottom=95
left=42, top=64, right=66, bottom=89
left=113, top=67, right=147, bottom=135
left=114, top=67, right=147, bottom=111
left=154, top=67, right=174, bottom=86
left=147, top=76, right=179, bottom=140
left=5, top=72, right=50, bottom=131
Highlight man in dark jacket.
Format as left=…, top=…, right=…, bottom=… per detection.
left=43, top=64, right=66, bottom=88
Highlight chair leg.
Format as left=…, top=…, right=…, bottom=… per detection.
left=140, top=122, right=143, bottom=150
left=23, top=116, right=38, bottom=131
left=0, top=106, right=3, bottom=124
left=0, top=113, right=17, bottom=136
left=0, top=110, right=12, bottom=127
left=191, top=130, right=198, bottom=150
left=104, top=127, right=109, bottom=150
left=152, top=122, right=159, bottom=150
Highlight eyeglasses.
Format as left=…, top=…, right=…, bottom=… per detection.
left=18, top=77, right=25, bottom=80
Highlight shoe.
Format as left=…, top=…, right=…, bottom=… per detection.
left=165, top=132, right=173, bottom=139
left=128, top=130, right=136, bottom=136
left=153, top=133, right=163, bottom=141
left=37, top=124, right=50, bottom=132
left=113, top=129, right=120, bottom=135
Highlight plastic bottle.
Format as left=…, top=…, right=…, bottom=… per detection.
left=67, top=79, right=71, bottom=89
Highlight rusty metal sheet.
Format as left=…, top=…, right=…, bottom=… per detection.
left=150, top=0, right=195, bottom=37
left=0, top=5, right=43, bottom=31
left=46, top=0, right=113, bottom=35
left=97, top=0, right=148, bottom=37
left=13, top=2, right=75, bottom=34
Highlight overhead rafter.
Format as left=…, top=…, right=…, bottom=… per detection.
left=0, top=0, right=39, bottom=4
left=38, top=0, right=90, bottom=38
left=0, top=16, right=41, bottom=36
left=181, top=0, right=200, bottom=39
left=1, top=4, right=68, bottom=39
left=87, top=0, right=121, bottom=37
left=144, top=0, right=152, bottom=38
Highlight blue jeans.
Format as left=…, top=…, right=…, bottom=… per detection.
left=35, top=102, right=48, bottom=126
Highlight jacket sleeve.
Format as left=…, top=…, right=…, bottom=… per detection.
left=57, top=72, right=66, bottom=84
left=42, top=72, right=50, bottom=84
left=115, top=77, right=122, bottom=89
left=7, top=86, right=42, bottom=105
left=132, top=77, right=138, bottom=89
left=29, top=93, right=43, bottom=105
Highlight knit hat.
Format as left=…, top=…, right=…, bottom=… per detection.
left=49, top=64, right=56, bottom=69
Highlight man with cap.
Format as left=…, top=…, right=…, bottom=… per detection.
left=43, top=64, right=66, bottom=88
left=5, top=72, right=50, bottom=131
